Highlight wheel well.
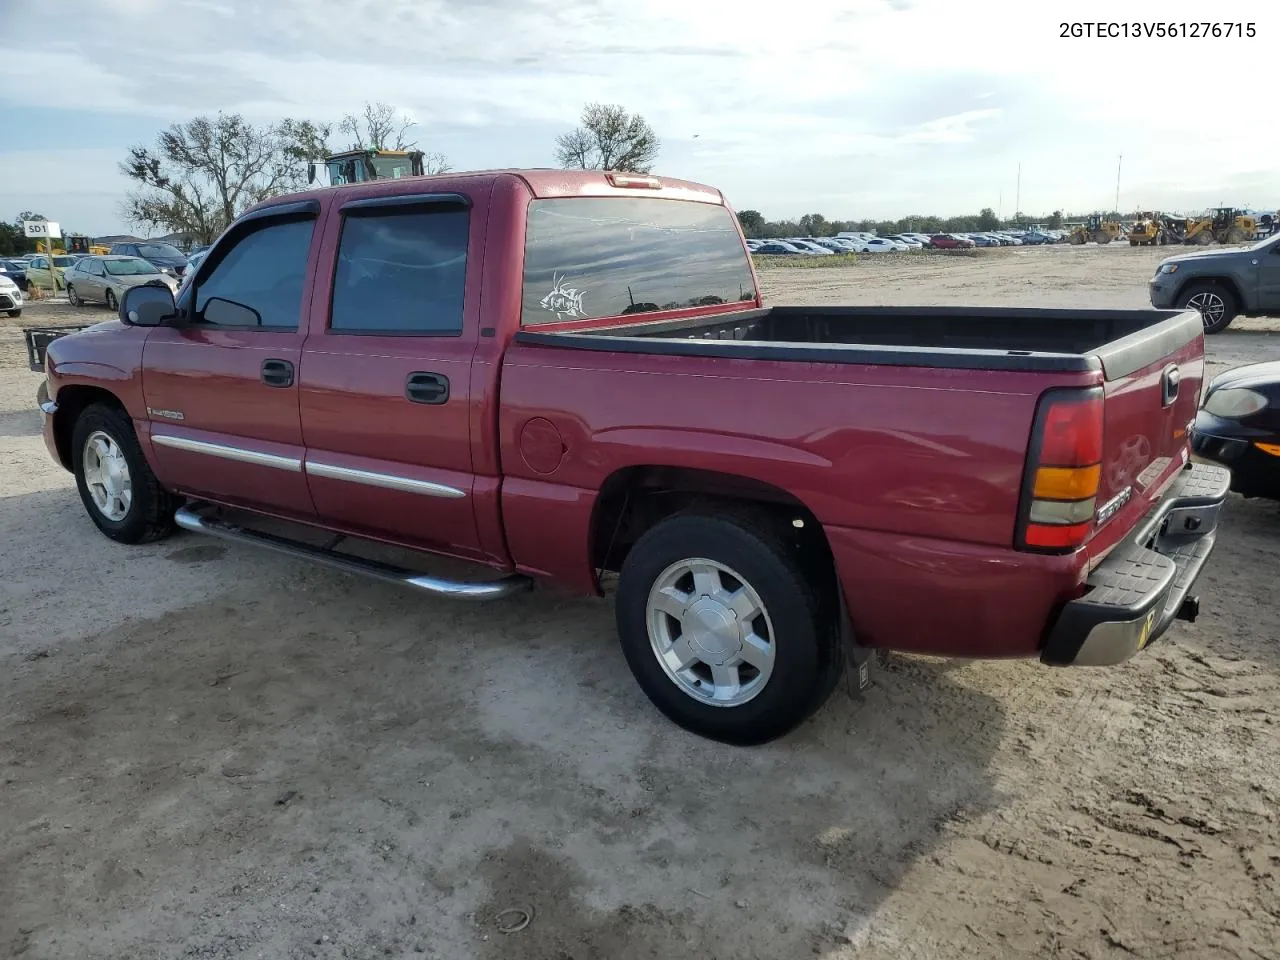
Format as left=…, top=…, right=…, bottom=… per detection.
left=51, top=385, right=124, bottom=469
left=1175, top=276, right=1244, bottom=309
left=590, top=465, right=837, bottom=587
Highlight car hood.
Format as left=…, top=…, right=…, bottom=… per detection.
left=1208, top=360, right=1280, bottom=392
left=109, top=274, right=177, bottom=290
left=1160, top=248, right=1247, bottom=267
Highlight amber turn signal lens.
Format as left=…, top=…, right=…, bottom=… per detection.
left=1033, top=464, right=1101, bottom=501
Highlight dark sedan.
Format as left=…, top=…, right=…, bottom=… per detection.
left=1192, top=361, right=1280, bottom=500
left=0, top=258, right=29, bottom=291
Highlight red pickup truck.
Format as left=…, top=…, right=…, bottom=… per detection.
left=34, top=169, right=1229, bottom=744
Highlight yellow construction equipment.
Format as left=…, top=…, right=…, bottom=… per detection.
left=1183, top=207, right=1256, bottom=245
left=1068, top=214, right=1125, bottom=245
left=307, top=148, right=426, bottom=186
left=1128, top=213, right=1182, bottom=246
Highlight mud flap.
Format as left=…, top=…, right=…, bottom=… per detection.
left=837, top=589, right=875, bottom=699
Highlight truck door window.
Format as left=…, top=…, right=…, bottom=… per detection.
left=520, top=197, right=756, bottom=326
left=193, top=217, right=315, bottom=329
left=329, top=206, right=469, bottom=335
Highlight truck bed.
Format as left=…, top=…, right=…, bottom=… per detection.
left=516, top=305, right=1200, bottom=378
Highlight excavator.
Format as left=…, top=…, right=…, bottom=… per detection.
left=1068, top=214, right=1125, bottom=245
left=1182, top=207, right=1256, bottom=245
left=307, top=148, right=426, bottom=186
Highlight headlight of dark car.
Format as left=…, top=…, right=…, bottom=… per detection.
left=1203, top=388, right=1268, bottom=418
left=1158, top=263, right=1179, bottom=275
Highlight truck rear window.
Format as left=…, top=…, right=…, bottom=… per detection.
left=520, top=197, right=756, bottom=325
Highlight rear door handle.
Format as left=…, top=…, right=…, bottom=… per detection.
left=406, top=371, right=449, bottom=405
left=1162, top=364, right=1180, bottom=407
left=261, top=359, right=294, bottom=388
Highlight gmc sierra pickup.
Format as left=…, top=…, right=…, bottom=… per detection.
left=35, top=169, right=1229, bottom=744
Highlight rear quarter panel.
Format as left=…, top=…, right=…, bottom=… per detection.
left=498, top=343, right=1100, bottom=654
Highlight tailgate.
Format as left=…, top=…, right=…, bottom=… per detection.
left=1089, top=309, right=1205, bottom=558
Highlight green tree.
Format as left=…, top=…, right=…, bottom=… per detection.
left=798, top=213, right=829, bottom=236
left=555, top=103, right=660, bottom=173
left=977, top=207, right=999, bottom=231
left=736, top=209, right=765, bottom=237
left=1047, top=209, right=1064, bottom=229
left=121, top=112, right=333, bottom=244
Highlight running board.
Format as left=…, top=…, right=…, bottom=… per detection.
left=174, top=503, right=532, bottom=601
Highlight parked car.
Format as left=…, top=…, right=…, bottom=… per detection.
left=64, top=255, right=181, bottom=309
left=753, top=241, right=805, bottom=255
left=929, top=234, right=975, bottom=249
left=0, top=271, right=22, bottom=317
left=1192, top=361, right=1280, bottom=500
left=108, top=241, right=189, bottom=278
left=0, top=258, right=29, bottom=292
left=31, top=169, right=1225, bottom=745
left=966, top=234, right=1000, bottom=248
left=784, top=239, right=836, bottom=255
left=802, top=238, right=856, bottom=254
left=884, top=235, right=924, bottom=250
left=846, top=237, right=902, bottom=254
left=24, top=254, right=81, bottom=291
left=1148, top=230, right=1280, bottom=333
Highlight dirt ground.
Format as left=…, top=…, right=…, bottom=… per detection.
left=2, top=246, right=1278, bottom=960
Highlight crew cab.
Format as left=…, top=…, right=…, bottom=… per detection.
left=1149, top=230, right=1280, bottom=333
left=35, top=170, right=1228, bottom=745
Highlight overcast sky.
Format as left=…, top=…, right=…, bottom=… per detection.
left=0, top=0, right=1274, bottom=235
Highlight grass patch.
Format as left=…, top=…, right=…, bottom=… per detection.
left=752, top=253, right=859, bottom=269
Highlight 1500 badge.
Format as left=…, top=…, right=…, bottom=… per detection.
left=1096, top=485, right=1132, bottom=525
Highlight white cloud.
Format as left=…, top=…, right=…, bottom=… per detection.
left=0, top=0, right=1275, bottom=231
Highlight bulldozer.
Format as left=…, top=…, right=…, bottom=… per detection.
left=1182, top=207, right=1256, bottom=245
left=307, top=148, right=426, bottom=186
left=1127, top=213, right=1183, bottom=246
left=1068, top=214, right=1125, bottom=245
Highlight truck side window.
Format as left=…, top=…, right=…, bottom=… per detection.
left=329, top=206, right=469, bottom=335
left=194, top=217, right=315, bottom=329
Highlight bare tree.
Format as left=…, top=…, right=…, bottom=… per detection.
left=120, top=113, right=332, bottom=244
left=340, top=101, right=417, bottom=151
left=555, top=103, right=660, bottom=173
left=421, top=152, right=451, bottom=175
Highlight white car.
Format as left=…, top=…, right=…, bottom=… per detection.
left=0, top=272, right=22, bottom=317
left=885, top=235, right=924, bottom=250
left=845, top=237, right=903, bottom=254
left=784, top=239, right=835, bottom=255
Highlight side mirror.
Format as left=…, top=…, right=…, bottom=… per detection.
left=120, top=283, right=176, bottom=326
left=203, top=296, right=262, bottom=327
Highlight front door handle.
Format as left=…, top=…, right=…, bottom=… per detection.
left=261, top=359, right=294, bottom=388
left=406, top=371, right=449, bottom=405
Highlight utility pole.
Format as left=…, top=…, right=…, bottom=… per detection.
left=1115, top=154, right=1123, bottom=214
left=1015, top=162, right=1021, bottom=220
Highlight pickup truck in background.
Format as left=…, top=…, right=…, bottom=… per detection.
left=35, top=170, right=1229, bottom=745
left=1149, top=230, right=1280, bottom=333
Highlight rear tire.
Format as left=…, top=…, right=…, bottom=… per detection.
left=105, top=289, right=117, bottom=311
left=1177, top=283, right=1238, bottom=334
left=615, top=510, right=841, bottom=745
left=67, top=284, right=81, bottom=307
left=71, top=403, right=176, bottom=544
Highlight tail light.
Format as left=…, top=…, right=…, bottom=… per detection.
left=606, top=173, right=662, bottom=189
left=1016, top=387, right=1104, bottom=552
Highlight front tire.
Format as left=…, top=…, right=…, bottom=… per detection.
left=5, top=308, right=18, bottom=318
left=71, top=403, right=176, bottom=543
left=1178, top=283, right=1238, bottom=334
left=615, top=511, right=840, bottom=745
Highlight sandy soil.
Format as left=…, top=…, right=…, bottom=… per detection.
left=2, top=247, right=1278, bottom=960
